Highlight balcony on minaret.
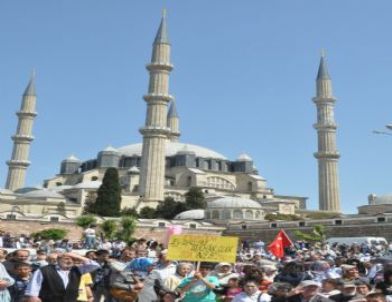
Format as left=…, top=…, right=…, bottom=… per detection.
left=314, top=151, right=340, bottom=159
left=313, top=122, right=337, bottom=130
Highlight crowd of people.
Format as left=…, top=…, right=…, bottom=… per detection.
left=0, top=233, right=391, bottom=302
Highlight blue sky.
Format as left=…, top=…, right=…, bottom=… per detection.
left=1, top=1, right=392, bottom=213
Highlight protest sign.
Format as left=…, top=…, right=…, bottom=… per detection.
left=167, top=234, right=238, bottom=263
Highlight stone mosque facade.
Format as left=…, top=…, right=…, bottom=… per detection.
left=1, top=12, right=389, bottom=229
left=0, top=14, right=308, bottom=223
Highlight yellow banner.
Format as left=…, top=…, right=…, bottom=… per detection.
left=167, top=235, right=238, bottom=263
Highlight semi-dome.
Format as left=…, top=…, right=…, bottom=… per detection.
left=117, top=142, right=227, bottom=160
left=208, top=196, right=262, bottom=209
left=174, top=209, right=205, bottom=220
left=23, top=189, right=64, bottom=199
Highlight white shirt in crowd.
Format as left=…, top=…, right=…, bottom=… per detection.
left=232, top=291, right=271, bottom=302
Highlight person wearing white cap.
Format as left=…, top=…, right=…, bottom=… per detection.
left=287, top=280, right=330, bottom=302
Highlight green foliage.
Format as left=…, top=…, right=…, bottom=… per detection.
left=120, top=207, right=139, bottom=218
left=100, top=216, right=137, bottom=241
left=31, top=228, right=68, bottom=240
left=139, top=206, right=157, bottom=219
left=83, top=192, right=97, bottom=215
left=294, top=224, right=326, bottom=242
left=100, top=219, right=118, bottom=240
left=76, top=215, right=97, bottom=229
left=265, top=213, right=301, bottom=221
left=185, top=187, right=206, bottom=209
left=117, top=216, right=137, bottom=242
left=303, top=212, right=341, bottom=219
left=90, top=168, right=122, bottom=216
left=155, top=197, right=188, bottom=219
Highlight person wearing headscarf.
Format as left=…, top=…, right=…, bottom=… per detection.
left=212, top=263, right=239, bottom=287
left=164, top=262, right=192, bottom=292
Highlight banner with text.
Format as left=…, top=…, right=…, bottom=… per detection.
left=167, top=234, right=238, bottom=263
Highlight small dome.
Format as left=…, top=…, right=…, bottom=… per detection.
left=208, top=196, right=262, bottom=209
left=64, top=154, right=81, bottom=162
left=102, top=145, right=119, bottom=153
left=174, top=209, right=205, bottom=220
left=14, top=187, right=42, bottom=194
left=73, top=181, right=102, bottom=189
left=372, top=194, right=392, bottom=205
left=128, top=166, right=140, bottom=174
left=237, top=153, right=252, bottom=161
left=23, top=189, right=64, bottom=199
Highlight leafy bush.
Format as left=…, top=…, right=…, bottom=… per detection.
left=76, top=215, right=97, bottom=228
left=264, top=213, right=301, bottom=221
left=100, top=219, right=118, bottom=240
left=120, top=207, right=139, bottom=218
left=303, top=212, right=341, bottom=219
left=139, top=206, right=157, bottom=219
left=31, top=228, right=68, bottom=240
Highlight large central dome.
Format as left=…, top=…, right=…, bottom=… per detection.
left=117, top=142, right=227, bottom=160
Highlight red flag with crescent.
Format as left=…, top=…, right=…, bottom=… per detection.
left=268, top=229, right=293, bottom=258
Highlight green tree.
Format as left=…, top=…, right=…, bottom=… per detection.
left=294, top=224, right=326, bottom=243
left=90, top=168, right=122, bottom=216
left=120, top=207, right=139, bottom=218
left=100, top=219, right=118, bottom=240
left=139, top=206, right=157, bottom=219
left=185, top=187, right=206, bottom=209
left=117, top=216, right=136, bottom=242
left=155, top=197, right=188, bottom=219
left=32, top=228, right=68, bottom=240
left=265, top=213, right=301, bottom=221
left=76, top=215, right=97, bottom=229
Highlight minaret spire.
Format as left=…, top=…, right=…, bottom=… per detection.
left=154, top=9, right=169, bottom=45
left=167, top=100, right=180, bottom=142
left=313, top=52, right=341, bottom=212
left=139, top=13, right=173, bottom=205
left=5, top=73, right=38, bottom=191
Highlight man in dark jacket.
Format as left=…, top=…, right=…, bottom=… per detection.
left=25, top=252, right=99, bottom=302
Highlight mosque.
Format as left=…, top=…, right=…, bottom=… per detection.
left=0, top=13, right=311, bottom=223
left=3, top=11, right=391, bottom=231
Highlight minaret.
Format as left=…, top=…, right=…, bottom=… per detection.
left=167, top=100, right=180, bottom=142
left=139, top=11, right=173, bottom=205
left=5, top=73, right=38, bottom=191
left=313, top=52, right=341, bottom=212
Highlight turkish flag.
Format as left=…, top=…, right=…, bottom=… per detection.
left=268, top=229, right=293, bottom=258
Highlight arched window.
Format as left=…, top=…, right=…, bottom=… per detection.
left=255, top=211, right=261, bottom=219
left=212, top=210, right=220, bottom=219
left=206, top=177, right=235, bottom=191
left=223, top=210, right=231, bottom=220
left=245, top=210, right=253, bottom=220
left=247, top=181, right=253, bottom=192
left=233, top=210, right=243, bottom=220
left=91, top=176, right=98, bottom=181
